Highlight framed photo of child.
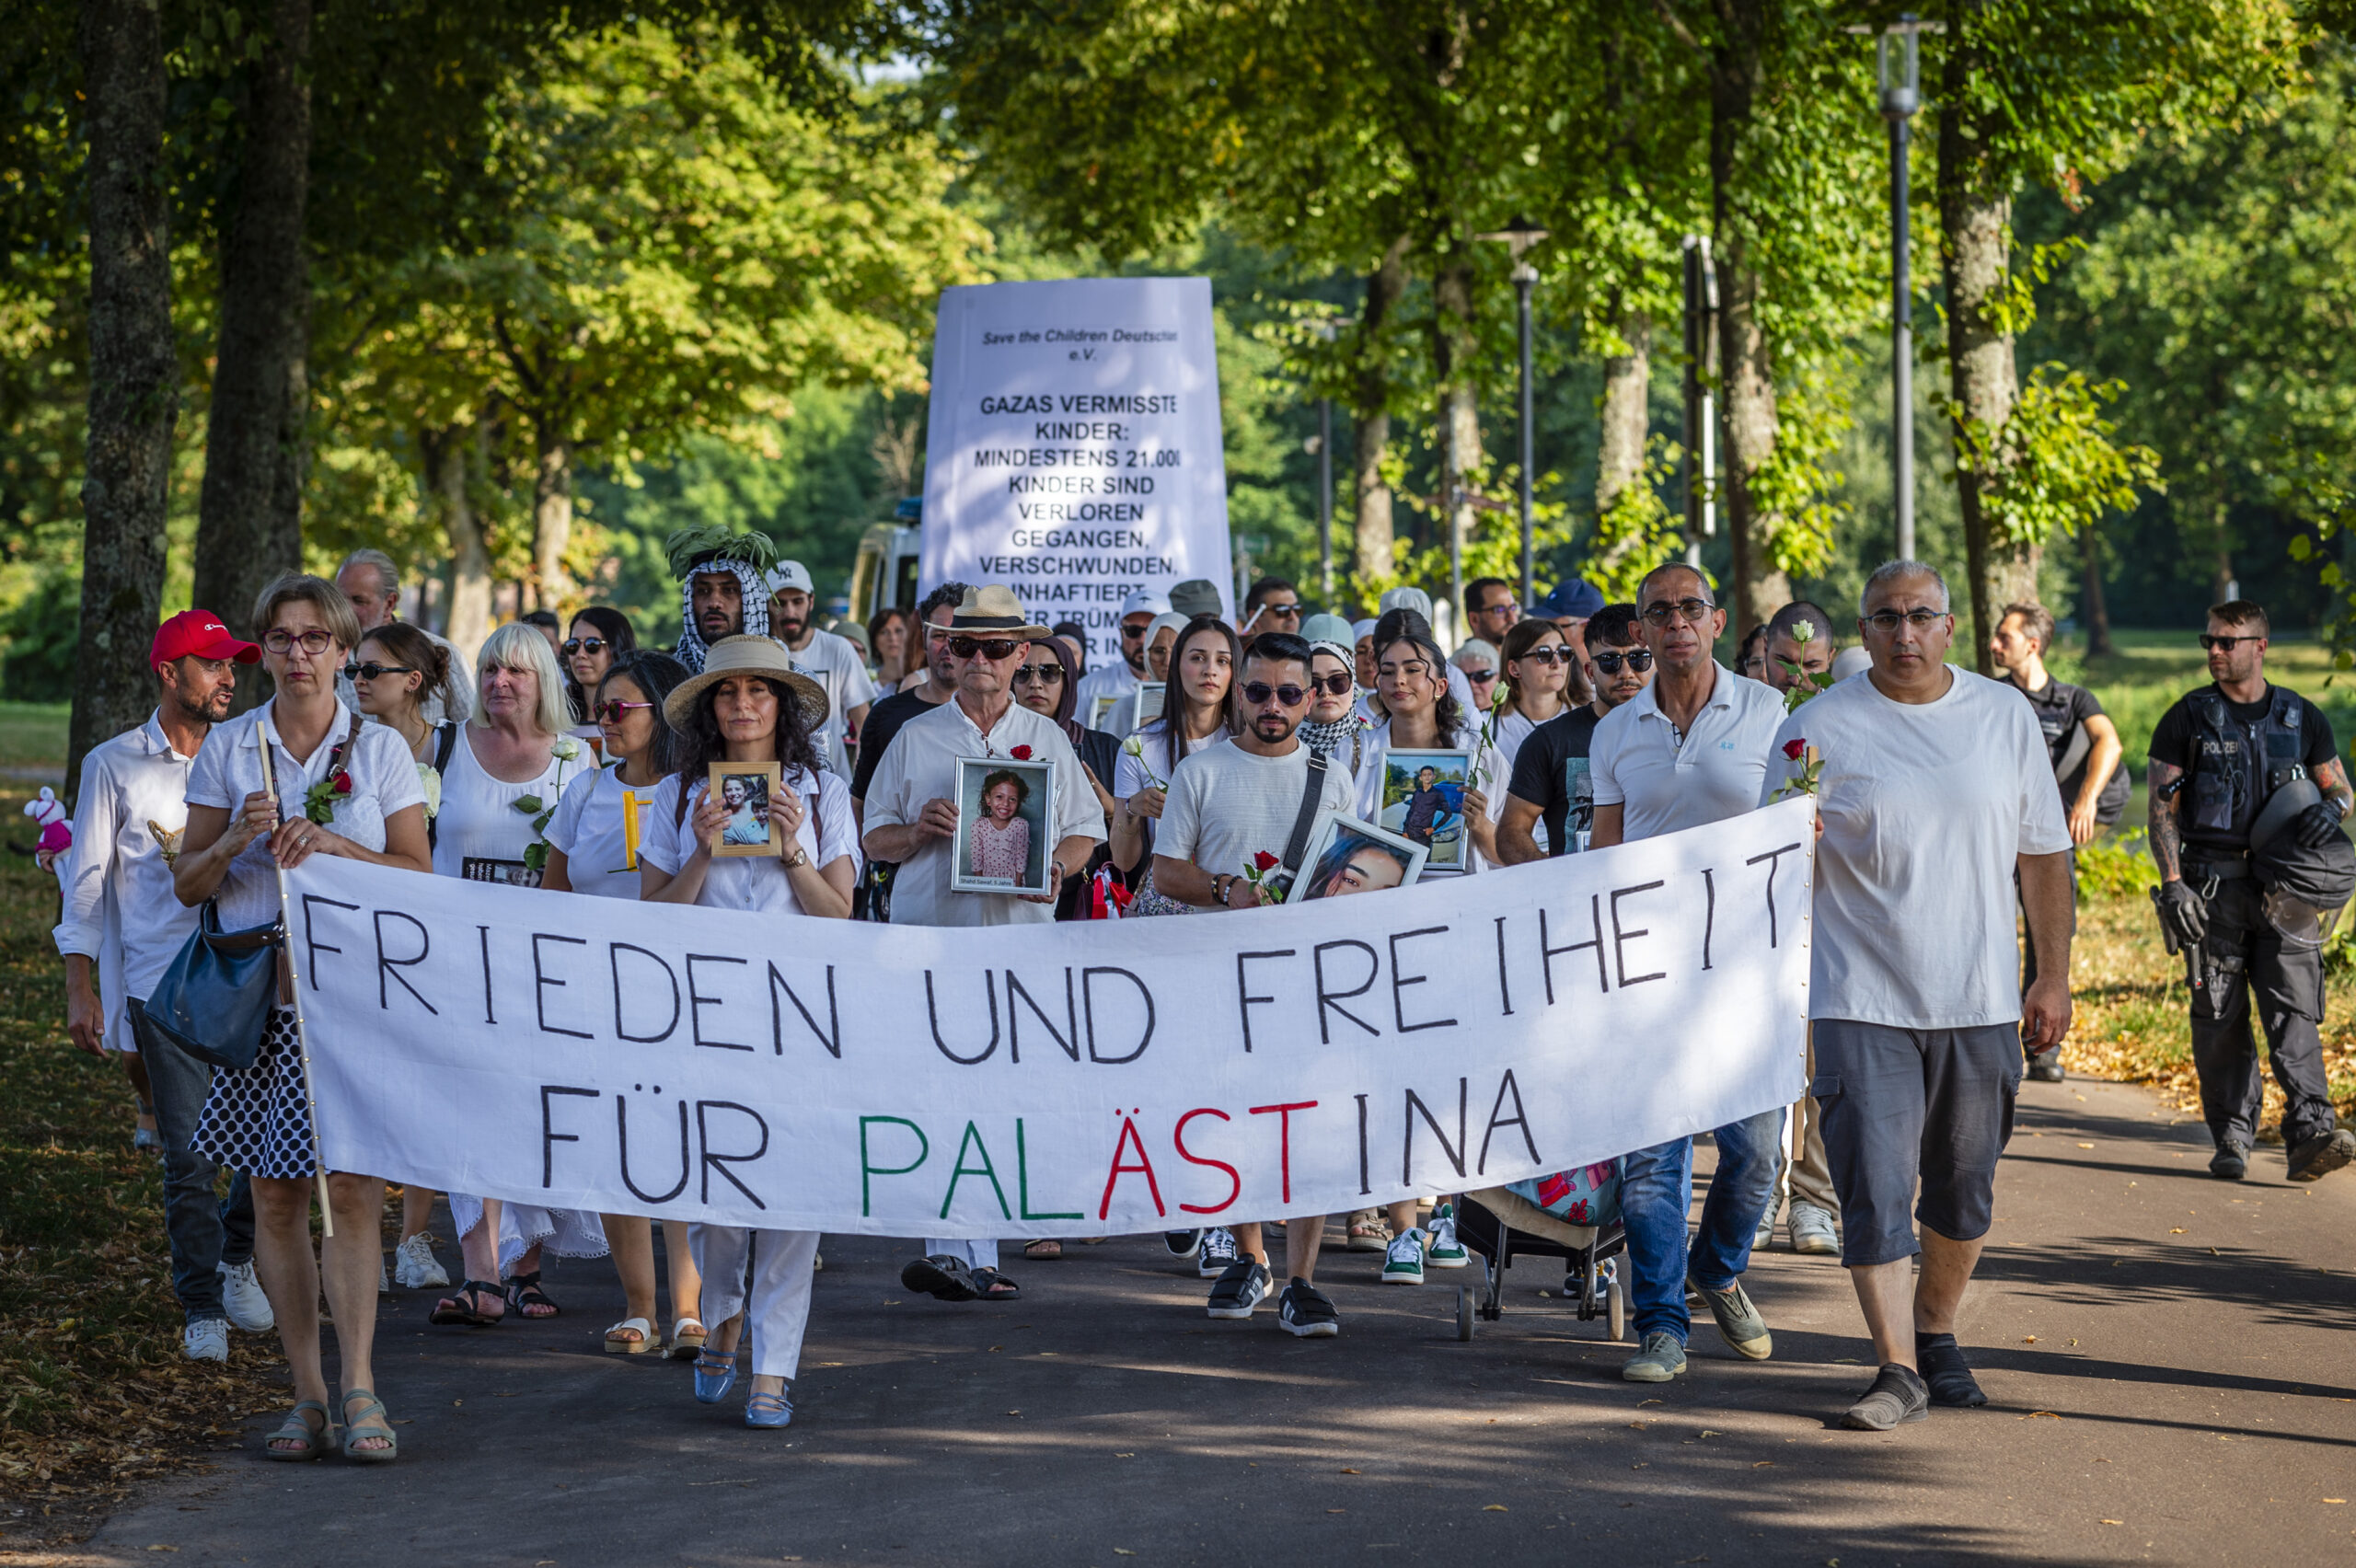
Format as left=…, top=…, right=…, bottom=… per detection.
left=1090, top=693, right=1121, bottom=731
left=1135, top=681, right=1167, bottom=726
left=1286, top=812, right=1428, bottom=902
left=707, top=760, right=784, bottom=859
left=950, top=755, right=1056, bottom=895
left=1376, top=748, right=1474, bottom=869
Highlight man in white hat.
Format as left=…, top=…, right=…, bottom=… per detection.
left=1075, top=589, right=1167, bottom=723
left=767, top=559, right=874, bottom=778
left=861, top=585, right=1111, bottom=1306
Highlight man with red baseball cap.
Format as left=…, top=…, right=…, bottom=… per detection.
left=54, top=609, right=271, bottom=1364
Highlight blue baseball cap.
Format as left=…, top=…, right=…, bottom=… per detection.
left=1540, top=578, right=1605, bottom=620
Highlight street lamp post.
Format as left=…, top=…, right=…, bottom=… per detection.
left=1854, top=14, right=1940, bottom=563
left=1475, top=217, right=1550, bottom=607
left=1681, top=236, right=1717, bottom=571
left=1304, top=318, right=1346, bottom=606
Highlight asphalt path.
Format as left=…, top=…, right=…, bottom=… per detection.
left=67, top=1073, right=2356, bottom=1567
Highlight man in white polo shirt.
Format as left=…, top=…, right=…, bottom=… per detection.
left=1764, top=561, right=2073, bottom=1431
left=862, top=586, right=1109, bottom=1305
left=768, top=560, right=875, bottom=778
left=1588, top=561, right=1790, bottom=1385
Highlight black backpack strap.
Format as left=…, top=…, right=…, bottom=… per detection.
left=433, top=721, right=458, bottom=774
left=1281, top=750, right=1331, bottom=874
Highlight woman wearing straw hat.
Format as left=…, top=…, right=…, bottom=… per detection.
left=174, top=572, right=432, bottom=1464
left=639, top=635, right=860, bottom=1429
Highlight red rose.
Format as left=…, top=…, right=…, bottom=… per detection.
left=1253, top=849, right=1279, bottom=872
left=1010, top=744, right=1033, bottom=760
left=1782, top=738, right=1807, bottom=761
left=331, top=769, right=354, bottom=794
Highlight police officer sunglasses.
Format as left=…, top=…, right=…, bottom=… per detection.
left=2200, top=633, right=2262, bottom=651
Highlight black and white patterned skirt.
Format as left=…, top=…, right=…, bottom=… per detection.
left=191, top=1005, right=320, bottom=1180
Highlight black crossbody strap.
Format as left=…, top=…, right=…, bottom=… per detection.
left=1281, top=750, right=1330, bottom=873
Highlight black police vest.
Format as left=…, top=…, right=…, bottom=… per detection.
left=2189, top=686, right=2307, bottom=843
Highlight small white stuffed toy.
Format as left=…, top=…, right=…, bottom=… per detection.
left=25, top=786, right=72, bottom=883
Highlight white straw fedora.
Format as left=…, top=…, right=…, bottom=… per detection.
left=664, top=634, right=830, bottom=732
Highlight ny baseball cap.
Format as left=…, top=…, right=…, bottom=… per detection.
left=151, top=610, right=260, bottom=668
left=766, top=560, right=816, bottom=596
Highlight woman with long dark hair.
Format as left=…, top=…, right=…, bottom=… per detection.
left=866, top=605, right=913, bottom=688
left=1108, top=615, right=1239, bottom=882
left=562, top=607, right=638, bottom=735
left=638, top=635, right=855, bottom=1430
left=1487, top=617, right=1579, bottom=771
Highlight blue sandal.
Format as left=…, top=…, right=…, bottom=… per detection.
left=745, top=1389, right=792, bottom=1429
left=693, top=1348, right=739, bottom=1404
left=340, top=1389, right=398, bottom=1464
left=263, top=1400, right=333, bottom=1461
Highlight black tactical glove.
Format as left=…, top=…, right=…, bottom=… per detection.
left=2294, top=800, right=2346, bottom=848
left=2156, top=878, right=2208, bottom=947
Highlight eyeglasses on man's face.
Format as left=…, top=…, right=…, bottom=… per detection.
left=1863, top=607, right=1947, bottom=633
left=1592, top=648, right=1654, bottom=674
left=1639, top=597, right=1716, bottom=628
left=264, top=628, right=335, bottom=655
left=1120, top=620, right=1150, bottom=640
left=949, top=637, right=1023, bottom=662
left=1240, top=681, right=1310, bottom=708
left=1257, top=601, right=1301, bottom=620
left=2200, top=632, right=2261, bottom=651
left=1011, top=663, right=1066, bottom=686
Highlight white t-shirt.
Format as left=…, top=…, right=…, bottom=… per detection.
left=1351, top=716, right=1506, bottom=876
left=638, top=767, right=860, bottom=915
left=785, top=628, right=877, bottom=778
left=543, top=764, right=664, bottom=901
left=428, top=727, right=593, bottom=884
left=185, top=699, right=427, bottom=932
left=1590, top=661, right=1787, bottom=840
left=1762, top=665, right=2072, bottom=1029
left=52, top=714, right=202, bottom=1049
left=861, top=698, right=1107, bottom=928
left=1158, top=740, right=1357, bottom=888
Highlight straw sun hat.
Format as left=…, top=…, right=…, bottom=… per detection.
left=664, top=634, right=830, bottom=732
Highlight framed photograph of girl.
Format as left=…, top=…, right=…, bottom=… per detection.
left=707, top=760, right=784, bottom=859
left=1134, top=680, right=1167, bottom=726
left=951, top=755, right=1057, bottom=896
left=1376, top=748, right=1474, bottom=869
left=1287, top=812, right=1428, bottom=902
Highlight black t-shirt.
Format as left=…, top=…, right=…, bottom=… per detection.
left=2007, top=674, right=2131, bottom=824
left=1506, top=704, right=1606, bottom=855
left=2149, top=684, right=2338, bottom=855
left=850, top=687, right=946, bottom=802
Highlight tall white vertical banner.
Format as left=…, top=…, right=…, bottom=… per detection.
left=920, top=278, right=1233, bottom=667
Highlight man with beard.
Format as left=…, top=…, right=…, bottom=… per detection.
left=767, top=559, right=875, bottom=778
left=1075, top=589, right=1167, bottom=726
left=666, top=526, right=778, bottom=674
left=54, top=612, right=274, bottom=1363
left=1495, top=602, right=1648, bottom=863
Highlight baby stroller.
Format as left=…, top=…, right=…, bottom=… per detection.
left=1451, top=1160, right=1627, bottom=1343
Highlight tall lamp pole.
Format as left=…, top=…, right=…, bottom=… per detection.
left=1681, top=236, right=1717, bottom=571
left=1305, top=318, right=1345, bottom=605
left=1854, top=14, right=1939, bottom=562
left=1475, top=216, right=1550, bottom=607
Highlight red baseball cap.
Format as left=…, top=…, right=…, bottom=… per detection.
left=151, top=609, right=260, bottom=668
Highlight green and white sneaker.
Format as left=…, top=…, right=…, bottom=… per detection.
left=1380, top=1230, right=1426, bottom=1285
left=1424, top=1204, right=1469, bottom=1268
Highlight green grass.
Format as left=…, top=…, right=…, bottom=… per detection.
left=2052, top=628, right=2356, bottom=783
left=0, top=705, right=66, bottom=774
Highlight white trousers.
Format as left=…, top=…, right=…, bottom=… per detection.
left=690, top=1226, right=820, bottom=1380
left=923, top=1238, right=999, bottom=1271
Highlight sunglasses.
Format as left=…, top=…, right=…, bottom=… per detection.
left=343, top=661, right=414, bottom=682
left=592, top=698, right=653, bottom=722
left=1516, top=647, right=1570, bottom=667
left=1258, top=602, right=1302, bottom=619
left=1240, top=681, right=1310, bottom=707
left=1121, top=622, right=1149, bottom=639
left=1011, top=663, right=1066, bottom=686
left=1592, top=649, right=1654, bottom=674
left=1639, top=597, right=1717, bottom=627
left=561, top=637, right=610, bottom=657
left=264, top=628, right=335, bottom=654
left=2200, top=633, right=2261, bottom=651
left=949, top=637, right=1023, bottom=661
left=1309, top=672, right=1353, bottom=697
left=1461, top=668, right=1498, bottom=685
left=1863, top=607, right=1947, bottom=632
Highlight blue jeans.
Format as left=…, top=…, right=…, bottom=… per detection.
left=1619, top=1108, right=1784, bottom=1343
left=129, top=999, right=256, bottom=1322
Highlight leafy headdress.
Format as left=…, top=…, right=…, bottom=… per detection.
left=666, top=525, right=780, bottom=673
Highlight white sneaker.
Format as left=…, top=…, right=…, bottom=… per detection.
left=1787, top=1201, right=1841, bottom=1256
left=218, top=1260, right=273, bottom=1332
left=1196, top=1227, right=1240, bottom=1279
left=183, top=1318, right=230, bottom=1363
left=1380, top=1231, right=1426, bottom=1285
left=393, top=1232, right=449, bottom=1289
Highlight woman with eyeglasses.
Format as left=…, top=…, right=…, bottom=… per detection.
left=428, top=622, right=605, bottom=1332
left=561, top=608, right=637, bottom=753
left=1108, top=616, right=1241, bottom=900
left=1488, top=619, right=1578, bottom=772
left=1009, top=635, right=1119, bottom=927
left=1734, top=623, right=1769, bottom=684
left=174, top=573, right=433, bottom=1463
left=538, top=650, right=709, bottom=1360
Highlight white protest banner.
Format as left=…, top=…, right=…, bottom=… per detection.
left=918, top=277, right=1232, bottom=667
left=290, top=796, right=1815, bottom=1238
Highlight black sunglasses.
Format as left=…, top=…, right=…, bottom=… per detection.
left=1257, top=602, right=1302, bottom=618
left=1517, top=647, right=1570, bottom=667
left=1309, top=672, right=1353, bottom=697
left=1240, top=681, right=1310, bottom=707
left=560, top=637, right=610, bottom=657
left=1592, top=649, right=1654, bottom=674
left=2200, top=633, right=2261, bottom=651
left=1011, top=663, right=1066, bottom=685
left=343, top=661, right=415, bottom=682
left=949, top=637, right=1023, bottom=661
left=1121, top=622, right=1149, bottom=639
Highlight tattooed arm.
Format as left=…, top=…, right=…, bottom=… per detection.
left=2315, top=755, right=2354, bottom=821
left=2146, top=758, right=2186, bottom=882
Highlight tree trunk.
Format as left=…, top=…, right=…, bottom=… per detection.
left=1432, top=259, right=1483, bottom=633
left=1709, top=12, right=1789, bottom=635
left=2078, top=518, right=2111, bottom=657
left=191, top=0, right=311, bottom=704
left=433, top=424, right=493, bottom=660
left=532, top=429, right=573, bottom=608
left=1940, top=14, right=2033, bottom=676
left=1351, top=241, right=1411, bottom=600
left=67, top=0, right=177, bottom=797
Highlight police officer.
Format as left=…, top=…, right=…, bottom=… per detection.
left=2147, top=599, right=2356, bottom=1183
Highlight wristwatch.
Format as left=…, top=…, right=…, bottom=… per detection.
left=782, top=847, right=809, bottom=870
